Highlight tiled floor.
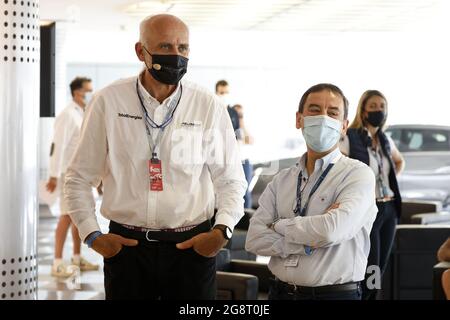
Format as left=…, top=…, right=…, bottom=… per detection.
left=37, top=209, right=109, bottom=300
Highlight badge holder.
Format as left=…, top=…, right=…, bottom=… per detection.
left=149, top=152, right=163, bottom=191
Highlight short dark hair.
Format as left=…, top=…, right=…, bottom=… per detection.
left=298, top=83, right=349, bottom=120
left=215, top=80, right=228, bottom=93
left=70, top=77, right=91, bottom=97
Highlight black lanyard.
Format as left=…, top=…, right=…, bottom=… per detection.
left=293, top=163, right=334, bottom=217
left=136, top=79, right=182, bottom=159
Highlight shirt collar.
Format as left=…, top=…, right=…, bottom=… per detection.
left=137, top=72, right=181, bottom=107
left=296, top=147, right=342, bottom=176
left=72, top=100, right=84, bottom=114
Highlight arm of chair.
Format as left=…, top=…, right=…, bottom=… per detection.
left=401, top=200, right=443, bottom=224
left=433, top=261, right=450, bottom=300
left=229, top=260, right=272, bottom=293
left=216, top=271, right=259, bottom=300
left=411, top=212, right=450, bottom=225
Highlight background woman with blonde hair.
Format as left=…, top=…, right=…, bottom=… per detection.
left=340, top=90, right=405, bottom=300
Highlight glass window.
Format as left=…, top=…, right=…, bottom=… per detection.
left=385, top=129, right=401, bottom=147
left=395, top=129, right=450, bottom=152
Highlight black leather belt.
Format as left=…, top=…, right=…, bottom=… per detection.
left=274, top=278, right=361, bottom=295
left=109, top=220, right=212, bottom=243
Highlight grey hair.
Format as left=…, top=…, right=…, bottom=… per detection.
left=139, top=15, right=153, bottom=47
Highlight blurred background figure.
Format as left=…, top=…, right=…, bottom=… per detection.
left=340, top=89, right=405, bottom=300
left=214, top=79, right=254, bottom=208
left=215, top=80, right=241, bottom=140
left=233, top=104, right=254, bottom=209
left=46, top=77, right=99, bottom=278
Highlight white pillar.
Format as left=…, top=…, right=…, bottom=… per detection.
left=0, top=0, right=40, bottom=300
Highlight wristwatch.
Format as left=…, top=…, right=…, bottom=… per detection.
left=85, top=231, right=103, bottom=248
left=213, top=224, right=233, bottom=240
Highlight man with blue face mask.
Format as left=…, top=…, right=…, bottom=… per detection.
left=246, top=83, right=377, bottom=300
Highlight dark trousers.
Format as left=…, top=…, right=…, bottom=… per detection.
left=242, top=159, right=253, bottom=209
left=268, top=281, right=362, bottom=300
left=362, top=201, right=397, bottom=300
left=103, top=226, right=217, bottom=300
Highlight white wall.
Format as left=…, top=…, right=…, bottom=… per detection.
left=60, top=27, right=450, bottom=163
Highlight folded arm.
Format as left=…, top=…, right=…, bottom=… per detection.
left=245, top=175, right=309, bottom=258
left=278, top=165, right=377, bottom=249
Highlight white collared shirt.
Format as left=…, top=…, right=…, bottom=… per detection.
left=245, top=148, right=377, bottom=287
left=49, top=101, right=84, bottom=178
left=136, top=74, right=180, bottom=152
left=64, top=75, right=247, bottom=241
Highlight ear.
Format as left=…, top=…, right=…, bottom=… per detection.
left=296, top=112, right=303, bottom=130
left=73, top=89, right=80, bottom=99
left=342, top=119, right=349, bottom=136
left=135, top=42, right=146, bottom=62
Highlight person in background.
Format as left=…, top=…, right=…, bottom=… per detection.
left=437, top=238, right=450, bottom=300
left=46, top=77, right=99, bottom=278
left=215, top=81, right=252, bottom=208
left=340, top=89, right=405, bottom=300
left=215, top=80, right=241, bottom=140
left=246, top=83, right=377, bottom=300
left=233, top=104, right=254, bottom=209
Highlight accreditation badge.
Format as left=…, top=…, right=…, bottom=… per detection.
left=149, top=158, right=163, bottom=191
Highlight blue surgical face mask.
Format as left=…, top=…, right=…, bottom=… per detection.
left=218, top=94, right=231, bottom=107
left=302, top=115, right=342, bottom=153
left=84, top=92, right=92, bottom=102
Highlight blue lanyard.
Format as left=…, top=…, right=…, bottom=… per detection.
left=293, top=163, right=335, bottom=217
left=136, top=79, right=182, bottom=158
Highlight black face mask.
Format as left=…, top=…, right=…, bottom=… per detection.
left=366, top=110, right=385, bottom=127
left=143, top=47, right=188, bottom=85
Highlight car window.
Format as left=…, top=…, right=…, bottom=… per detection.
left=395, top=129, right=450, bottom=152
left=385, top=129, right=401, bottom=147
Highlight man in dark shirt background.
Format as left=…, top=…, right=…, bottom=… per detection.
left=215, top=80, right=254, bottom=208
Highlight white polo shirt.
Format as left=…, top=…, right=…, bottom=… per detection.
left=64, top=75, right=247, bottom=241
left=48, top=101, right=84, bottom=178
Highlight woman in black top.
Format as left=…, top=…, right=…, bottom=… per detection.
left=340, top=90, right=405, bottom=300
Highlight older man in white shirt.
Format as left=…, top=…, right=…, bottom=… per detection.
left=246, top=83, right=377, bottom=300
left=64, top=14, right=246, bottom=300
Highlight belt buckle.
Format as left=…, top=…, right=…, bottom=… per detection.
left=287, top=283, right=298, bottom=296
left=145, top=230, right=160, bottom=242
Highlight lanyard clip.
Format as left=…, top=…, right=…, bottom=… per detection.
left=151, top=152, right=160, bottom=163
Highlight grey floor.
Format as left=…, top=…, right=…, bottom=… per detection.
left=37, top=209, right=109, bottom=300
